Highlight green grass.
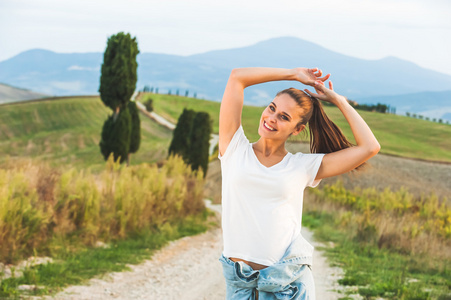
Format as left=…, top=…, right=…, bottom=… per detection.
left=322, top=106, right=451, bottom=163
left=0, top=209, right=216, bottom=298
left=302, top=211, right=451, bottom=299
left=0, top=97, right=172, bottom=171
left=146, top=93, right=451, bottom=163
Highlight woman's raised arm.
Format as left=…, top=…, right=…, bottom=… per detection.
left=304, top=81, right=381, bottom=180
left=219, top=67, right=328, bottom=156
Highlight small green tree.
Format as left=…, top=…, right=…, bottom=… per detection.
left=99, top=32, right=139, bottom=116
left=127, top=101, right=141, bottom=165
left=99, top=107, right=132, bottom=164
left=144, top=98, right=154, bottom=112
left=168, top=108, right=195, bottom=161
left=188, top=112, right=212, bottom=177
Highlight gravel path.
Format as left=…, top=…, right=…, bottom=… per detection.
left=47, top=200, right=343, bottom=300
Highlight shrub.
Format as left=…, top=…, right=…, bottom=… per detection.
left=0, top=156, right=206, bottom=263
left=144, top=98, right=154, bottom=112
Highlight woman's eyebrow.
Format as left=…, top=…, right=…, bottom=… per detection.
left=270, top=102, right=292, bottom=119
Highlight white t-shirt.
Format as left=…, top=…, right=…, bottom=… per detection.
left=219, top=125, right=325, bottom=266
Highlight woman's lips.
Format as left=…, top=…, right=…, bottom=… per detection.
left=263, top=121, right=276, bottom=131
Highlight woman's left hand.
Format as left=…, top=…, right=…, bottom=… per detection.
left=293, top=67, right=330, bottom=86
left=304, top=80, right=346, bottom=106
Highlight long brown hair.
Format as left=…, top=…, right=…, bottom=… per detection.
left=276, top=87, right=354, bottom=154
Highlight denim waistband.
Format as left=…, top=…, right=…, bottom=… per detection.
left=219, top=232, right=315, bottom=298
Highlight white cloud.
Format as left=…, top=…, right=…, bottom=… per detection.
left=67, top=65, right=99, bottom=71
left=51, top=81, right=83, bottom=92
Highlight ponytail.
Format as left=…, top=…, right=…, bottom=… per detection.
left=276, top=87, right=363, bottom=169
left=308, top=97, right=353, bottom=154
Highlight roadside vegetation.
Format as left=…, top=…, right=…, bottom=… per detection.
left=0, top=155, right=216, bottom=297
left=303, top=182, right=451, bottom=299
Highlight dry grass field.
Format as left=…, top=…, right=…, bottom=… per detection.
left=205, top=142, right=451, bottom=205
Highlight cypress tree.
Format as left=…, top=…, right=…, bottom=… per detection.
left=127, top=101, right=141, bottom=165
left=99, top=107, right=132, bottom=164
left=168, top=108, right=195, bottom=161
left=98, top=32, right=139, bottom=164
left=99, top=32, right=139, bottom=116
left=188, top=112, right=212, bottom=177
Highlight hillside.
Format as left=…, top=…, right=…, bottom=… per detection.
left=0, top=82, right=48, bottom=104
left=145, top=93, right=451, bottom=163
left=1, top=37, right=451, bottom=105
left=0, top=96, right=172, bottom=170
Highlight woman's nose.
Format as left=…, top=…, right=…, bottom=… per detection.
left=268, top=116, right=277, bottom=124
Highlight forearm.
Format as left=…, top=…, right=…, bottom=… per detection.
left=335, top=97, right=380, bottom=153
left=231, top=67, right=297, bottom=88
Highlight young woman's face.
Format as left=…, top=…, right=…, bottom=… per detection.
left=258, top=93, right=305, bottom=141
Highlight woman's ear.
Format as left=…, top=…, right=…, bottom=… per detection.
left=292, top=124, right=305, bottom=136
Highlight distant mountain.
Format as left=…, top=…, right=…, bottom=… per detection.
left=356, top=90, right=451, bottom=121
left=1, top=37, right=451, bottom=107
left=0, top=82, right=49, bottom=104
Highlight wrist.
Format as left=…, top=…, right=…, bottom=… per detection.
left=334, top=96, right=350, bottom=109
left=287, top=68, right=298, bottom=81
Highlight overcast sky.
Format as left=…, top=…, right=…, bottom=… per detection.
left=1, top=0, right=451, bottom=75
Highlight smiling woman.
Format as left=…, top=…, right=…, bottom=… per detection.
left=217, top=67, right=380, bottom=299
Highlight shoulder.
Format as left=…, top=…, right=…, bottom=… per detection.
left=292, top=152, right=326, bottom=188
left=291, top=152, right=325, bottom=171
left=218, top=125, right=250, bottom=161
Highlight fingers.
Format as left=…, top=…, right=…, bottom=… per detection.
left=314, top=80, right=326, bottom=91
left=314, top=69, right=323, bottom=77
left=304, top=88, right=320, bottom=98
left=318, top=73, right=331, bottom=82
left=329, top=80, right=333, bottom=90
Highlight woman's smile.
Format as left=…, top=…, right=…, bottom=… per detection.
left=263, top=121, right=277, bottom=131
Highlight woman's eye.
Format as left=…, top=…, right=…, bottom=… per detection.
left=281, top=115, right=288, bottom=121
left=269, top=106, right=275, bottom=111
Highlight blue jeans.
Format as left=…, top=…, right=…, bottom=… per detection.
left=219, top=233, right=316, bottom=300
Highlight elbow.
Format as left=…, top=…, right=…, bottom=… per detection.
left=368, top=141, right=381, bottom=156
left=230, top=68, right=240, bottom=80
left=229, top=68, right=246, bottom=88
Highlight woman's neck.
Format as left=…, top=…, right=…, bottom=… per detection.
left=253, top=138, right=287, bottom=157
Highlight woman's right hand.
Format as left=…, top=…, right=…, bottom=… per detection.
left=292, top=67, right=330, bottom=86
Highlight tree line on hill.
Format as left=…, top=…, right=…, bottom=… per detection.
left=297, top=96, right=394, bottom=114
left=142, top=85, right=197, bottom=99
left=351, top=102, right=394, bottom=114
left=405, top=112, right=449, bottom=124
